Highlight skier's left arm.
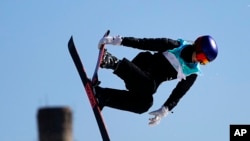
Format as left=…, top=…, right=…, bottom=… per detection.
left=98, top=36, right=180, bottom=52
left=148, top=74, right=198, bottom=126
left=121, top=37, right=180, bottom=51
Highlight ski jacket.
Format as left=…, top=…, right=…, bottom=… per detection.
left=165, top=39, right=201, bottom=81
left=121, top=37, right=198, bottom=111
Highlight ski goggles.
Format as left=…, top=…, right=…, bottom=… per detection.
left=196, top=52, right=209, bottom=65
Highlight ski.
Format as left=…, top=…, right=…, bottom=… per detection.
left=68, top=31, right=110, bottom=141
left=92, top=30, right=110, bottom=85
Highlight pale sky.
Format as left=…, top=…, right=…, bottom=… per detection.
left=1, top=0, right=250, bottom=141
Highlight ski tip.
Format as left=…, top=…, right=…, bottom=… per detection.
left=68, top=36, right=75, bottom=49
left=69, top=36, right=73, bottom=41
left=69, top=36, right=74, bottom=42
left=105, top=30, right=110, bottom=37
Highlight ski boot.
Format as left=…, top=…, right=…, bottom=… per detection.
left=100, top=50, right=119, bottom=70
left=94, top=86, right=108, bottom=110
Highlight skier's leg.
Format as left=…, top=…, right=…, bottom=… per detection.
left=131, top=51, right=153, bottom=71
left=114, top=58, right=156, bottom=94
left=100, top=50, right=119, bottom=69
left=99, top=51, right=156, bottom=113
left=101, top=51, right=157, bottom=94
left=95, top=86, right=153, bottom=114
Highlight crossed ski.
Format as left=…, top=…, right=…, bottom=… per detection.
left=68, top=30, right=110, bottom=141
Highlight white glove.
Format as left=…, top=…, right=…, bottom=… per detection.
left=148, top=106, right=169, bottom=126
left=98, top=36, right=122, bottom=49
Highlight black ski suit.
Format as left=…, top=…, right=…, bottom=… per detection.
left=97, top=37, right=198, bottom=114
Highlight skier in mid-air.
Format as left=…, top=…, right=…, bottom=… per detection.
left=94, top=33, right=218, bottom=126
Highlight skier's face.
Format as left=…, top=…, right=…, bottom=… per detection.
left=192, top=52, right=198, bottom=62
left=192, top=52, right=209, bottom=65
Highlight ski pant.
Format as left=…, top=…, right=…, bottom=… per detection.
left=99, top=52, right=158, bottom=114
